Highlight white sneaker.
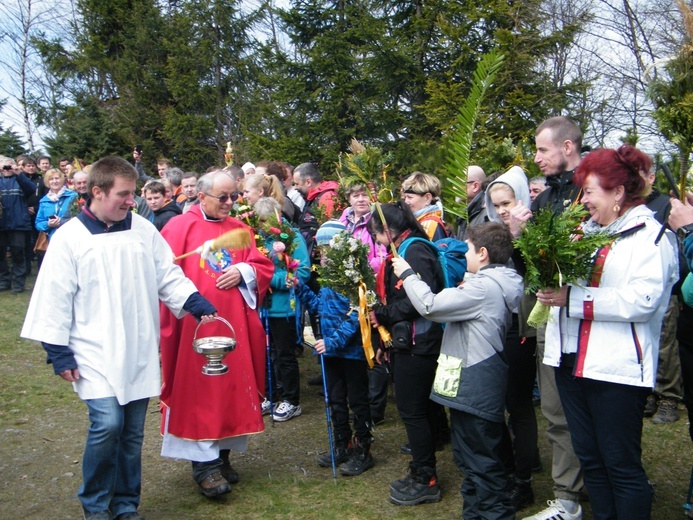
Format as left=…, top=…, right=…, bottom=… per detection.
left=261, top=398, right=271, bottom=416
left=272, top=401, right=302, bottom=422
left=522, top=499, right=582, bottom=520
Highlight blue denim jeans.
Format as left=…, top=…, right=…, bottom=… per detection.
left=555, top=365, right=651, bottom=520
left=79, top=397, right=149, bottom=517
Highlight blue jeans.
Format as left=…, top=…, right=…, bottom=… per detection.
left=555, top=365, right=651, bottom=519
left=79, top=397, right=149, bottom=516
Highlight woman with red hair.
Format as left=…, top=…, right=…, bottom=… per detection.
left=536, top=144, right=679, bottom=519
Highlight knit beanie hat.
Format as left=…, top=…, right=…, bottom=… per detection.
left=315, top=220, right=347, bottom=246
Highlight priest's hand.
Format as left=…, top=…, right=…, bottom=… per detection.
left=217, top=265, right=241, bottom=290
left=59, top=368, right=80, bottom=382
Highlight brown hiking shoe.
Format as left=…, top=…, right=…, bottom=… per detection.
left=197, top=471, right=231, bottom=498
left=652, top=398, right=680, bottom=424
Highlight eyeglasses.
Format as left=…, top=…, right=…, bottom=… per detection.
left=2, top=165, right=14, bottom=171
left=204, top=192, right=238, bottom=203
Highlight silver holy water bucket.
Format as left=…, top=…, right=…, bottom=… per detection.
left=192, top=316, right=237, bottom=376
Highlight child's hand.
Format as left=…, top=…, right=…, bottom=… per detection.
left=508, top=200, right=532, bottom=238
left=391, top=257, right=411, bottom=278
left=314, top=339, right=325, bottom=354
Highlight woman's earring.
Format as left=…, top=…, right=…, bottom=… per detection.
left=613, top=202, right=621, bottom=213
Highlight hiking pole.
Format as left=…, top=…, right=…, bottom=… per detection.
left=261, top=308, right=275, bottom=427
left=314, top=315, right=338, bottom=484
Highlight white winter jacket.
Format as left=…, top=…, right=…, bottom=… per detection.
left=543, top=205, right=678, bottom=388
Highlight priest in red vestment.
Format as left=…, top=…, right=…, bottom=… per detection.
left=158, top=170, right=274, bottom=498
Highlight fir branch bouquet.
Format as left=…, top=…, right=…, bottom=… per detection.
left=315, top=231, right=376, bottom=306
left=336, top=138, right=397, bottom=203
left=515, top=203, right=613, bottom=327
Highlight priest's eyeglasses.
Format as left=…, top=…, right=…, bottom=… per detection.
left=204, top=192, right=238, bottom=203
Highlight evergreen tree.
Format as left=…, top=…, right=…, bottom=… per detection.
left=0, top=125, right=29, bottom=158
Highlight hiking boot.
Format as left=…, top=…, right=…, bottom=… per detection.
left=317, top=445, right=351, bottom=467
left=652, top=398, right=679, bottom=424
left=83, top=511, right=111, bottom=520
left=339, top=437, right=374, bottom=476
left=220, top=462, right=239, bottom=484
left=390, top=472, right=417, bottom=493
left=219, top=449, right=239, bottom=484
left=510, top=478, right=534, bottom=511
left=389, top=472, right=442, bottom=506
left=272, top=401, right=302, bottom=422
left=522, top=499, right=582, bottom=520
left=261, top=398, right=272, bottom=416
left=643, top=394, right=657, bottom=417
left=115, top=514, right=144, bottom=520
left=197, top=471, right=231, bottom=498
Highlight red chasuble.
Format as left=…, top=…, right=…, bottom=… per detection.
left=159, top=205, right=274, bottom=440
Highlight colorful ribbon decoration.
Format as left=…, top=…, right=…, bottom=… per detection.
left=358, top=282, right=375, bottom=368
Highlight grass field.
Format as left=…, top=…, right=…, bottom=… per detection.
left=1, top=273, right=691, bottom=519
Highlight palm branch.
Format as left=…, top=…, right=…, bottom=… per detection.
left=441, top=50, right=504, bottom=221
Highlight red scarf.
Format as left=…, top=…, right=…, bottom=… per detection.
left=375, top=229, right=412, bottom=303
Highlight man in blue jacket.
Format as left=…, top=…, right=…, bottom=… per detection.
left=0, top=156, right=35, bottom=293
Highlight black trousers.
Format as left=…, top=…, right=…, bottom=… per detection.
left=368, top=362, right=390, bottom=421
left=393, top=351, right=439, bottom=472
left=677, top=301, right=693, bottom=442
left=450, top=408, right=514, bottom=519
left=500, top=313, right=540, bottom=480
left=0, top=230, right=28, bottom=290
left=323, top=356, right=371, bottom=444
left=268, top=316, right=300, bottom=405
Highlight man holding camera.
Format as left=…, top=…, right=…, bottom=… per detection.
left=0, top=156, right=35, bottom=293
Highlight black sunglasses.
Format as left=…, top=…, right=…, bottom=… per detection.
left=204, top=192, right=238, bottom=203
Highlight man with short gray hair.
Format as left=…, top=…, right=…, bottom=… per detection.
left=456, top=165, right=488, bottom=240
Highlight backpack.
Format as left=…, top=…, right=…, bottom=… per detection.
left=297, top=199, right=320, bottom=260
left=398, top=236, right=468, bottom=288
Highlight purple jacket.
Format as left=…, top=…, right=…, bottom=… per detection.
left=339, top=207, right=387, bottom=274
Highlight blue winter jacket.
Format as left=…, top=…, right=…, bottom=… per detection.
left=264, top=228, right=311, bottom=318
left=296, top=283, right=364, bottom=361
left=35, top=190, right=79, bottom=239
left=0, top=172, right=35, bottom=231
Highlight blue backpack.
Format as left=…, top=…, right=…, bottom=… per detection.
left=398, top=237, right=468, bottom=288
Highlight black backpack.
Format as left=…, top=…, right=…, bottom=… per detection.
left=297, top=198, right=320, bottom=260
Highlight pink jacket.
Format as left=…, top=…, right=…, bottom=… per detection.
left=339, top=207, right=387, bottom=274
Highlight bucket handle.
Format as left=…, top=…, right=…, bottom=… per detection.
left=193, top=316, right=236, bottom=342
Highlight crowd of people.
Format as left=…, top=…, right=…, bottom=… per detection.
left=4, top=114, right=692, bottom=520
